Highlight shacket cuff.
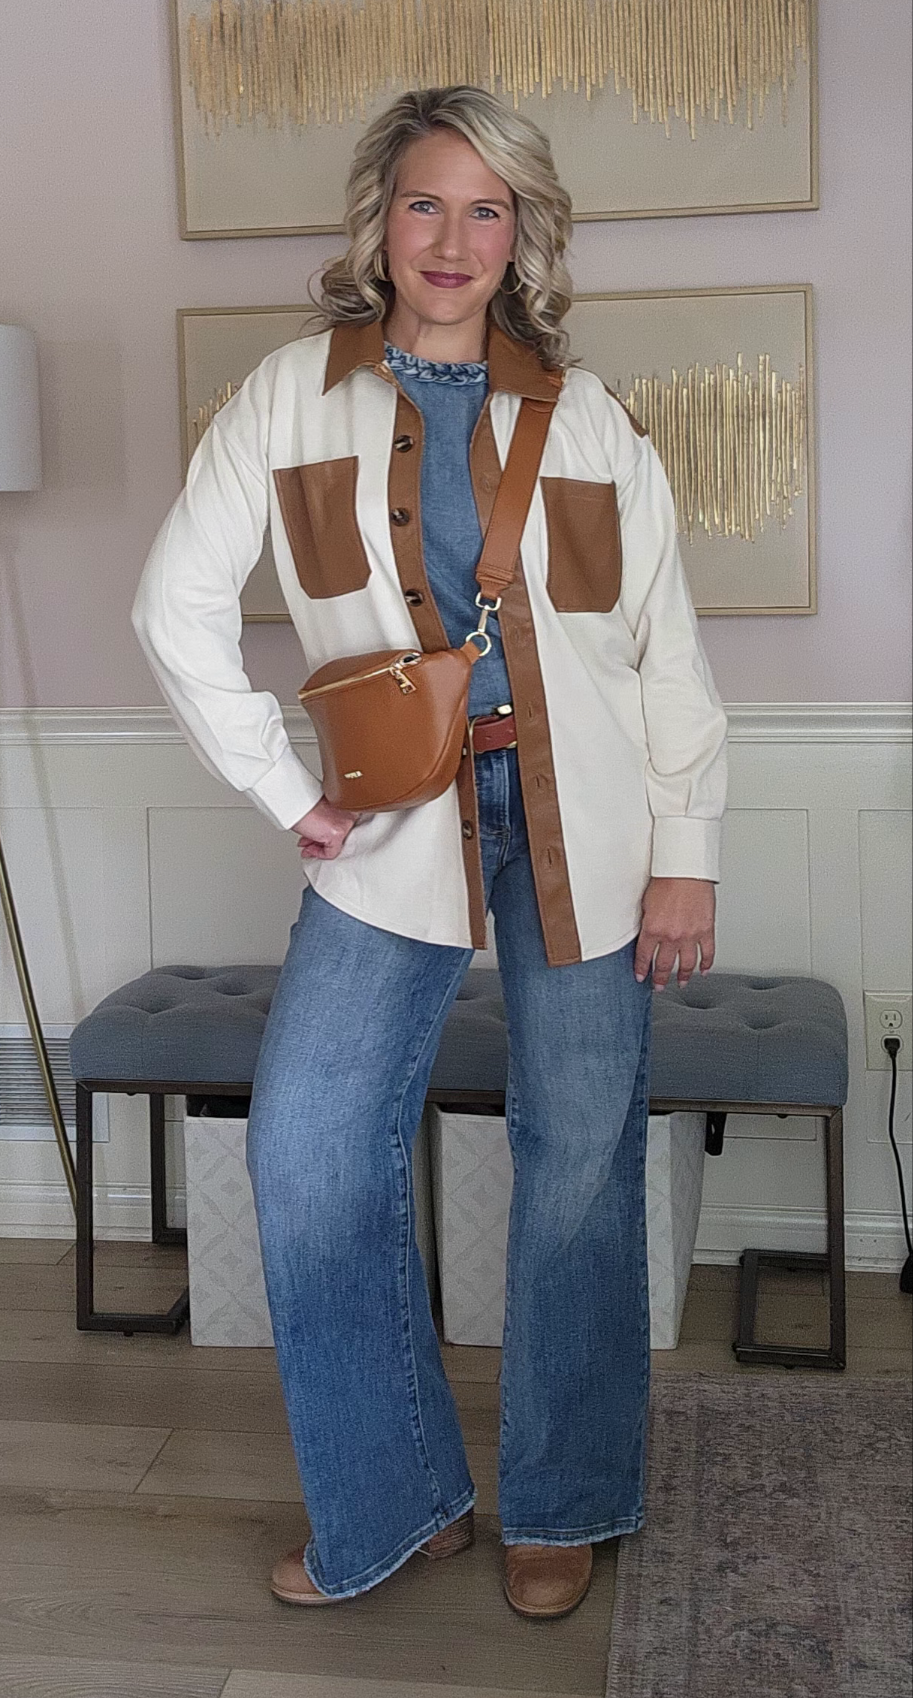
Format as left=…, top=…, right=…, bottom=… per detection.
left=245, top=744, right=324, bottom=832
left=650, top=815, right=722, bottom=883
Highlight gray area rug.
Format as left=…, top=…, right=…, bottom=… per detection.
left=605, top=1371, right=912, bottom=1698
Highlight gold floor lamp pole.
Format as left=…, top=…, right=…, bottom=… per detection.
left=0, top=836, right=77, bottom=1212
left=0, top=323, right=77, bottom=1215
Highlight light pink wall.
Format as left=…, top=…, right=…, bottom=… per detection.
left=1, top=0, right=910, bottom=708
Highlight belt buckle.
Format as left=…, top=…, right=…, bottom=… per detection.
left=469, top=704, right=517, bottom=751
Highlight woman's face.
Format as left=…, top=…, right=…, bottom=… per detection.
left=383, top=128, right=517, bottom=334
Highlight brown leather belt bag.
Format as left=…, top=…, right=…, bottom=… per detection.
left=297, top=392, right=556, bottom=813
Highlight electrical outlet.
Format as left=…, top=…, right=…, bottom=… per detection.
left=864, top=993, right=913, bottom=1070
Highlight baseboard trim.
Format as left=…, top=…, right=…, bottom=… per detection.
left=694, top=1203, right=911, bottom=1267
left=0, top=1182, right=178, bottom=1239
left=1, top=1182, right=908, bottom=1270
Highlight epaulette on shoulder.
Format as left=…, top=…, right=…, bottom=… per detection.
left=602, top=382, right=649, bottom=439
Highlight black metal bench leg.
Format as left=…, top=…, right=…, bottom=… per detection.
left=733, top=1106, right=847, bottom=1371
left=74, top=1083, right=189, bottom=1336
left=150, top=1093, right=187, bottom=1248
left=75, top=1081, right=95, bottom=1331
left=824, top=1107, right=847, bottom=1368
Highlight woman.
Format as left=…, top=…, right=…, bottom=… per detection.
left=132, top=84, right=728, bottom=1620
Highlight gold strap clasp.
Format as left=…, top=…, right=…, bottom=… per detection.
left=465, top=591, right=502, bottom=655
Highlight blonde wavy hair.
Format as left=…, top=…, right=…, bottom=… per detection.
left=308, top=85, right=575, bottom=372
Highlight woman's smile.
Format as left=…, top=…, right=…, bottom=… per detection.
left=420, top=270, right=474, bottom=287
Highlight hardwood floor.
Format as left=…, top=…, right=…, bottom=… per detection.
left=0, top=1238, right=909, bottom=1698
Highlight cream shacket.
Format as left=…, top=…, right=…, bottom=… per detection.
left=131, top=318, right=728, bottom=965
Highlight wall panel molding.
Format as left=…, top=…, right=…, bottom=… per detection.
left=1, top=702, right=909, bottom=746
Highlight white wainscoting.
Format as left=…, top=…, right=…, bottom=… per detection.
left=0, top=704, right=910, bottom=1268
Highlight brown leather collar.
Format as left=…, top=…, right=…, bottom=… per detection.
left=322, top=315, right=561, bottom=401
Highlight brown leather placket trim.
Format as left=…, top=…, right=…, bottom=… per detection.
left=382, top=373, right=487, bottom=951
left=469, top=399, right=582, bottom=967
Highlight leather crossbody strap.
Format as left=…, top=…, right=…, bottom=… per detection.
left=474, top=396, right=557, bottom=603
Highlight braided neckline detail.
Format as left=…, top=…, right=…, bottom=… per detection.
left=384, top=340, right=488, bottom=385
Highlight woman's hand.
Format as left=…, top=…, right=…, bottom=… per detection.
left=634, top=877, right=716, bottom=990
left=291, top=797, right=360, bottom=861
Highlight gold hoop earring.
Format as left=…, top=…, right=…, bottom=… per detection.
left=501, top=265, right=524, bottom=296
left=376, top=249, right=389, bottom=282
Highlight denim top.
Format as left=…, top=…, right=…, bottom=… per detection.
left=384, top=341, right=513, bottom=718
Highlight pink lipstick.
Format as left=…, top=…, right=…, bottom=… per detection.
left=422, top=271, right=472, bottom=288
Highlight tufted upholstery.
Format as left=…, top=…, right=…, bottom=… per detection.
left=429, top=969, right=848, bottom=1104
left=68, top=966, right=280, bottom=1085
left=649, top=972, right=848, bottom=1105
left=69, top=965, right=848, bottom=1107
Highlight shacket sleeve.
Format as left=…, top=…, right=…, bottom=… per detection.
left=130, top=363, right=324, bottom=832
left=616, top=425, right=729, bottom=882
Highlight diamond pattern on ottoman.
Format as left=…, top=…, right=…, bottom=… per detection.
left=183, top=1106, right=439, bottom=1347
left=429, top=1109, right=515, bottom=1347
left=428, top=1106, right=706, bottom=1349
left=184, top=1114, right=274, bottom=1347
left=645, top=1112, right=707, bottom=1347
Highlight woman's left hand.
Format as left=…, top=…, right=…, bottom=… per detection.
left=634, top=877, right=716, bottom=991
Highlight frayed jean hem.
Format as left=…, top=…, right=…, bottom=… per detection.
left=302, top=1484, right=477, bottom=1598
left=500, top=1510, right=645, bottom=1546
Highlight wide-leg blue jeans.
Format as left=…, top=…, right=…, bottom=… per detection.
left=245, top=745, right=653, bottom=1598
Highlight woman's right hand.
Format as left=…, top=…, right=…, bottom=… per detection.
left=291, top=797, right=360, bottom=861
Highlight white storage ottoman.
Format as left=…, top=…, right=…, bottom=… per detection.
left=428, top=1106, right=706, bottom=1350
left=183, top=1103, right=439, bottom=1347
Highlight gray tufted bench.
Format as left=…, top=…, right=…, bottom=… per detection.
left=69, top=967, right=849, bottom=1369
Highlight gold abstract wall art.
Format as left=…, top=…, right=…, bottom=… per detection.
left=612, top=354, right=808, bottom=545
left=568, top=286, right=815, bottom=612
left=171, top=0, right=817, bottom=235
left=184, top=0, right=810, bottom=137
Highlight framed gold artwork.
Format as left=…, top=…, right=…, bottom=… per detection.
left=177, top=283, right=815, bottom=621
left=567, top=285, right=815, bottom=614
left=171, top=0, right=818, bottom=238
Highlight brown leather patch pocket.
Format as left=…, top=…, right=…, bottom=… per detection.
left=540, top=476, right=622, bottom=613
left=273, top=457, right=371, bottom=599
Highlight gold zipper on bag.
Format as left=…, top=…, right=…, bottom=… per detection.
left=298, top=651, right=422, bottom=703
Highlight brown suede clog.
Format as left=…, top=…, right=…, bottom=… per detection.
left=502, top=1539, right=593, bottom=1619
left=269, top=1506, right=475, bottom=1605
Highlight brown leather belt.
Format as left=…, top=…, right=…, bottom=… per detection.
left=469, top=706, right=517, bottom=753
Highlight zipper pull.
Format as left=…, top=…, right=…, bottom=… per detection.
left=390, top=662, right=417, bottom=694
